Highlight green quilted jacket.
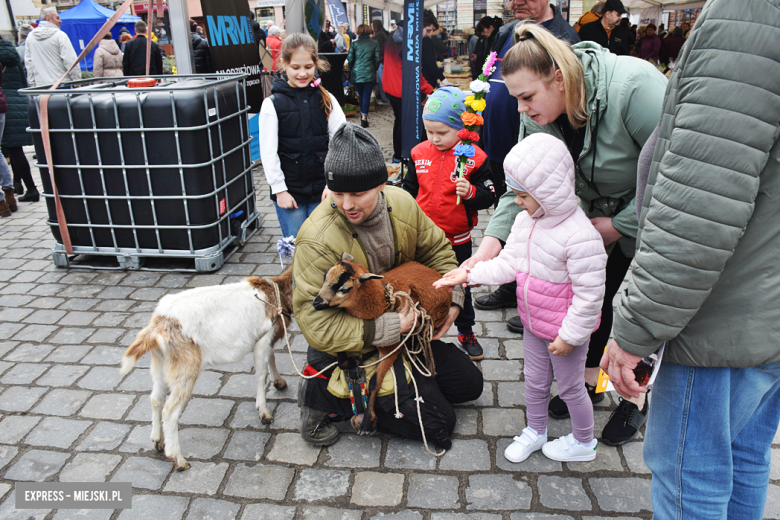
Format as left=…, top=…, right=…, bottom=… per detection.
left=347, top=37, right=379, bottom=85
left=0, top=39, right=32, bottom=148
left=485, top=42, right=667, bottom=257
left=613, top=0, right=780, bottom=367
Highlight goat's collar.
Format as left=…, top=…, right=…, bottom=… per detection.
left=382, top=283, right=393, bottom=312
left=254, top=280, right=292, bottom=323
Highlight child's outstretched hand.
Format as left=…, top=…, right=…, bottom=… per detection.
left=455, top=177, right=473, bottom=199
left=548, top=336, right=574, bottom=356
left=433, top=269, right=468, bottom=290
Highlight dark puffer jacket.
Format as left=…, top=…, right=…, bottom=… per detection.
left=191, top=33, right=212, bottom=73
left=268, top=74, right=329, bottom=204
left=0, top=39, right=31, bottom=147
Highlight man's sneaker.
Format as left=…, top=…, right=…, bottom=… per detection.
left=601, top=393, right=649, bottom=446
left=548, top=382, right=605, bottom=419
left=474, top=289, right=516, bottom=310
left=458, top=332, right=484, bottom=361
left=300, top=405, right=339, bottom=446
left=542, top=433, right=598, bottom=462
left=507, top=316, right=524, bottom=334
left=504, top=427, right=547, bottom=463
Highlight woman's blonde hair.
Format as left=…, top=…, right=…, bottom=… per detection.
left=502, top=23, right=588, bottom=128
left=280, top=33, right=333, bottom=117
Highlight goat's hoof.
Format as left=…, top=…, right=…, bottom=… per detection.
left=154, top=440, right=165, bottom=452
left=259, top=412, right=274, bottom=425
left=274, top=378, right=288, bottom=390
left=173, top=461, right=190, bottom=471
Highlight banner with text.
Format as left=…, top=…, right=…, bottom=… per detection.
left=401, top=0, right=423, bottom=157
left=201, top=0, right=264, bottom=111
left=325, top=0, right=349, bottom=28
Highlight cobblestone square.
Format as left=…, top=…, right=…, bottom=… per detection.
left=0, top=105, right=777, bottom=519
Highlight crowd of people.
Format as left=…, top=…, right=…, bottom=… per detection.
left=258, top=0, right=780, bottom=517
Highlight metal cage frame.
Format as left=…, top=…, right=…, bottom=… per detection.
left=22, top=74, right=261, bottom=272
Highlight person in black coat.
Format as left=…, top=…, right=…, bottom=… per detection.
left=0, top=37, right=38, bottom=201
left=578, top=0, right=631, bottom=55
left=190, top=20, right=212, bottom=73
left=123, top=21, right=163, bottom=76
left=421, top=9, right=445, bottom=88
left=249, top=11, right=266, bottom=49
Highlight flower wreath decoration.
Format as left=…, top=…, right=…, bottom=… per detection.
left=454, top=51, right=498, bottom=204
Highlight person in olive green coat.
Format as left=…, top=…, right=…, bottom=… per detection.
left=347, top=24, right=379, bottom=127
left=293, top=123, right=482, bottom=450
left=601, top=1, right=780, bottom=516
left=463, top=24, right=666, bottom=447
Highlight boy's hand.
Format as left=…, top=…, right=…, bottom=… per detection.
left=455, top=177, right=473, bottom=199
left=433, top=269, right=468, bottom=289
left=548, top=336, right=574, bottom=356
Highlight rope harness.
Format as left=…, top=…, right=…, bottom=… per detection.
left=255, top=281, right=445, bottom=457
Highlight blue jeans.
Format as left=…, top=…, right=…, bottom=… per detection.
left=377, top=64, right=388, bottom=102
left=273, top=200, right=321, bottom=239
left=0, top=114, right=12, bottom=201
left=356, top=81, right=374, bottom=117
left=644, top=360, right=780, bottom=519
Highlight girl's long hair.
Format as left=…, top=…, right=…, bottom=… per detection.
left=280, top=33, right=333, bottom=117
left=502, top=23, right=588, bottom=128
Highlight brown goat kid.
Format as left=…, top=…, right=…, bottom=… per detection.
left=312, top=257, right=452, bottom=432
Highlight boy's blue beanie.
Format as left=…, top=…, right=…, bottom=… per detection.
left=422, top=87, right=466, bottom=130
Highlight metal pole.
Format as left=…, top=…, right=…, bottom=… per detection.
left=4, top=0, right=18, bottom=43
left=285, top=0, right=305, bottom=34
left=168, top=0, right=193, bottom=74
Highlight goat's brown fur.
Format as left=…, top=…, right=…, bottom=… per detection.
left=315, top=260, right=452, bottom=431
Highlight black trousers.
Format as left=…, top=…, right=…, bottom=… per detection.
left=452, top=240, right=475, bottom=333
left=302, top=340, right=483, bottom=450
left=1, top=146, right=36, bottom=191
left=388, top=94, right=403, bottom=159
left=490, top=160, right=507, bottom=208
left=585, top=244, right=632, bottom=368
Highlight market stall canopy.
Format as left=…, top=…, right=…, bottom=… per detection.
left=59, top=0, right=141, bottom=71
left=622, top=0, right=705, bottom=9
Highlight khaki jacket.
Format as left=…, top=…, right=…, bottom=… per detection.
left=292, top=186, right=460, bottom=356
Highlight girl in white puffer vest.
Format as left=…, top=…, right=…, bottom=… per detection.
left=435, top=133, right=608, bottom=463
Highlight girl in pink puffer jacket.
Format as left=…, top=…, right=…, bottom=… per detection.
left=435, top=133, right=607, bottom=463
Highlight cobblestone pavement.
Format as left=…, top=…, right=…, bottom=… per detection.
left=0, top=103, right=778, bottom=519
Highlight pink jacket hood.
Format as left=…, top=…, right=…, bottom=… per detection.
left=503, top=133, right=579, bottom=223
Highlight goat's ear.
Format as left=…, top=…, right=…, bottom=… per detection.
left=341, top=252, right=354, bottom=262
left=358, top=273, right=383, bottom=284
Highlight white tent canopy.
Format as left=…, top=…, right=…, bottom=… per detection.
left=623, top=0, right=706, bottom=9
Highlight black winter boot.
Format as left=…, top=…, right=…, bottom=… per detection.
left=19, top=187, right=39, bottom=203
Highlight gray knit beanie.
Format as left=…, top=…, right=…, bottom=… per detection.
left=324, top=123, right=387, bottom=192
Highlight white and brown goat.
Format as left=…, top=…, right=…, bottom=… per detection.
left=312, top=256, right=451, bottom=432
left=119, top=269, right=292, bottom=470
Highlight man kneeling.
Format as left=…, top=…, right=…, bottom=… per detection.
left=293, top=123, right=483, bottom=450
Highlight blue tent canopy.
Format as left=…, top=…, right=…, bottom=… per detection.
left=60, top=0, right=141, bottom=71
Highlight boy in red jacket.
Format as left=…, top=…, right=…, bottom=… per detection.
left=403, top=87, right=495, bottom=360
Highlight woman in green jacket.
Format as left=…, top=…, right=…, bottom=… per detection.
left=347, top=24, right=379, bottom=128
left=465, top=23, right=666, bottom=448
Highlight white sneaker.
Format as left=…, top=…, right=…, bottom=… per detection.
left=504, top=427, right=547, bottom=463
left=542, top=433, right=598, bottom=462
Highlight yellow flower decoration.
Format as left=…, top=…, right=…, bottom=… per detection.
left=464, top=95, right=475, bottom=106
left=470, top=99, right=486, bottom=112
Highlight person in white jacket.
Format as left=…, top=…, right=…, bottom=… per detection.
left=25, top=7, right=81, bottom=87
left=435, top=133, right=608, bottom=463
